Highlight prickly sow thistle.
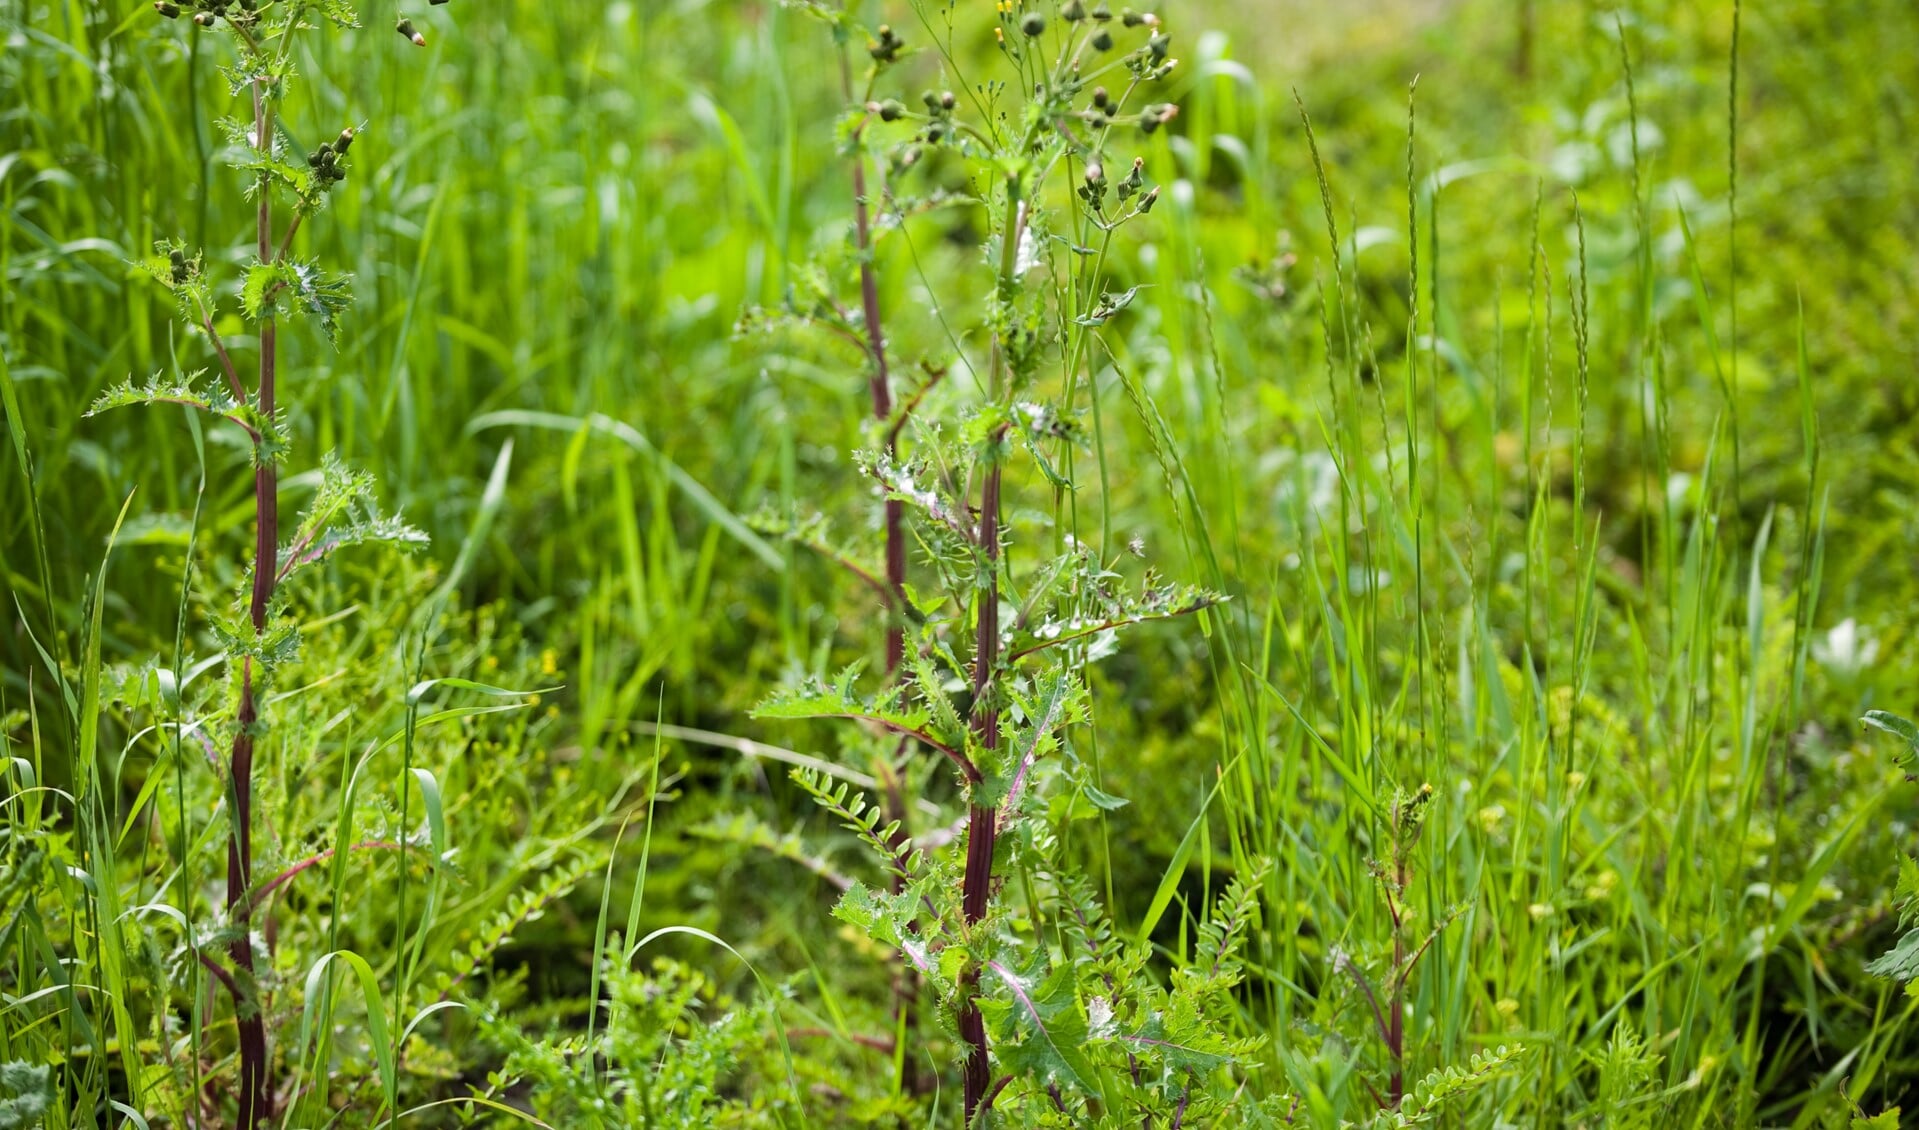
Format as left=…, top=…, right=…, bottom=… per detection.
left=745, top=2, right=1264, bottom=1125
left=88, top=1, right=444, bottom=1123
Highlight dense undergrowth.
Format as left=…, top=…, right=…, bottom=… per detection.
left=4, top=0, right=1919, bottom=1125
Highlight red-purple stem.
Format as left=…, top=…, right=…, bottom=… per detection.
left=959, top=455, right=1004, bottom=1124
left=227, top=75, right=277, bottom=1128
left=842, top=47, right=918, bottom=1092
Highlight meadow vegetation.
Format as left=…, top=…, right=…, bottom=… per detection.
left=3, top=0, right=1919, bottom=1125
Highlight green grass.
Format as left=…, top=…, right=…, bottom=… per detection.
left=4, top=0, right=1919, bottom=1125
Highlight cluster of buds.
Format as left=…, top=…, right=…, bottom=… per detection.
left=917, top=88, right=958, bottom=144
left=1079, top=159, right=1108, bottom=211
left=168, top=247, right=192, bottom=284
left=307, top=127, right=354, bottom=188
left=1083, top=84, right=1115, bottom=128
left=868, top=23, right=904, bottom=64
left=154, top=0, right=262, bottom=26
left=1393, top=782, right=1437, bottom=848
left=1081, top=155, right=1158, bottom=216
left=1115, top=156, right=1155, bottom=211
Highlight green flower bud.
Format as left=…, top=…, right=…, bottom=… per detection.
left=1092, top=85, right=1110, bottom=109
left=1148, top=32, right=1170, bottom=60
left=877, top=99, right=907, bottom=122
left=1062, top=0, right=1086, bottom=20
left=1090, top=29, right=1113, bottom=51
left=1121, top=8, right=1145, bottom=26
left=1091, top=1, right=1112, bottom=19
left=940, top=90, right=957, bottom=111
left=169, top=248, right=188, bottom=283
left=192, top=11, right=216, bottom=25
left=336, top=126, right=355, bottom=153
left=396, top=16, right=425, bottom=45
left=1020, top=12, right=1045, bottom=36
left=154, top=1, right=180, bottom=18
left=869, top=24, right=904, bottom=62
left=1139, top=185, right=1159, bottom=213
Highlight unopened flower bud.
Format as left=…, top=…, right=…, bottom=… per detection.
left=169, top=248, right=188, bottom=283
left=1092, top=1, right=1112, bottom=20
left=1020, top=12, right=1045, bottom=36
left=1062, top=0, right=1087, bottom=20
left=940, top=90, right=957, bottom=111
left=1090, top=29, right=1113, bottom=51
left=1148, top=33, right=1170, bottom=60
left=1092, top=86, right=1110, bottom=108
left=877, top=99, right=906, bottom=122
left=154, top=1, right=180, bottom=18
left=1139, top=185, right=1159, bottom=212
left=192, top=11, right=215, bottom=25
left=336, top=126, right=355, bottom=153
left=869, top=24, right=904, bottom=62
left=396, top=17, right=425, bottom=46
left=1122, top=8, right=1145, bottom=27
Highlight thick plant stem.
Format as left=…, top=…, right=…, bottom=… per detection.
left=844, top=59, right=924, bottom=1082
left=841, top=46, right=918, bottom=1089
left=959, top=169, right=1023, bottom=1125
left=959, top=460, right=1003, bottom=1123
left=227, top=76, right=278, bottom=1128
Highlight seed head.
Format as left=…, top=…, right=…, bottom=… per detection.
left=396, top=16, right=425, bottom=46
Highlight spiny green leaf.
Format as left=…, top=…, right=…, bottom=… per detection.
left=242, top=258, right=352, bottom=344
left=981, top=957, right=1098, bottom=1093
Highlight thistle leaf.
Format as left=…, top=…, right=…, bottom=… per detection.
left=242, top=259, right=352, bottom=345
left=981, top=957, right=1098, bottom=1094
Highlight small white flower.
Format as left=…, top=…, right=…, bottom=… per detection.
left=1812, top=617, right=1878, bottom=678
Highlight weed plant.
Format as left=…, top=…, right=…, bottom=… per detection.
left=3, top=0, right=1919, bottom=1126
